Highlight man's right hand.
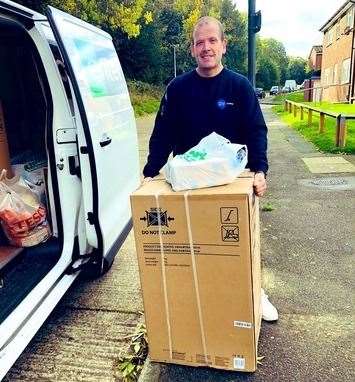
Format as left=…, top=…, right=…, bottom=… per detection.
left=142, top=177, right=153, bottom=185
left=253, top=172, right=267, bottom=197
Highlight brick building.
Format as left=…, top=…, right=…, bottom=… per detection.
left=308, top=45, right=323, bottom=72
left=305, top=46, right=323, bottom=101
left=320, top=0, right=355, bottom=102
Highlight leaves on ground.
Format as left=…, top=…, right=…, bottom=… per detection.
left=262, top=202, right=275, bottom=212
left=117, top=322, right=148, bottom=381
left=257, top=355, right=265, bottom=365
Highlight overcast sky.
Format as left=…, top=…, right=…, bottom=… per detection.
left=234, top=0, right=346, bottom=58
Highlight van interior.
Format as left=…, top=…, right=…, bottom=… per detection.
left=0, top=18, right=62, bottom=325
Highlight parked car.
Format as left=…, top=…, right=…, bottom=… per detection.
left=255, top=88, right=266, bottom=98
left=269, top=86, right=279, bottom=95
left=281, top=86, right=291, bottom=93
left=0, top=0, right=140, bottom=378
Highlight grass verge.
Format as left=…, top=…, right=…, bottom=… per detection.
left=127, top=80, right=163, bottom=117
left=272, top=91, right=305, bottom=104
left=272, top=104, right=355, bottom=154
left=302, top=101, right=355, bottom=114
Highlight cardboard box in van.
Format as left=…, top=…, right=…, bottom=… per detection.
left=0, top=100, right=13, bottom=178
left=131, top=174, right=261, bottom=372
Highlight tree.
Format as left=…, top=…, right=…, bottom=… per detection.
left=256, top=55, right=279, bottom=89
left=288, top=57, right=308, bottom=84
left=262, top=38, right=288, bottom=84
left=220, top=0, right=247, bottom=75
left=256, top=38, right=288, bottom=86
left=22, top=0, right=153, bottom=38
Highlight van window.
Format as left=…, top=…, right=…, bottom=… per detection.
left=73, top=38, right=127, bottom=98
left=54, top=20, right=130, bottom=133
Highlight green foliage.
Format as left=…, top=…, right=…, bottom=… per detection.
left=272, top=104, right=355, bottom=154
left=256, top=55, right=279, bottom=90
left=221, top=0, right=247, bottom=75
left=287, top=57, right=308, bottom=84
left=261, top=202, right=274, bottom=212
left=46, top=0, right=151, bottom=37
left=117, top=322, right=148, bottom=381
left=256, top=38, right=289, bottom=89
left=127, top=81, right=163, bottom=116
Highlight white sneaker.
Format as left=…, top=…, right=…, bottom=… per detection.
left=261, top=289, right=279, bottom=322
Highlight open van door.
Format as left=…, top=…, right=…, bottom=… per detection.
left=46, top=6, right=140, bottom=269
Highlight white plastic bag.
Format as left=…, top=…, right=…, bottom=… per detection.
left=0, top=170, right=51, bottom=247
left=164, top=132, right=248, bottom=191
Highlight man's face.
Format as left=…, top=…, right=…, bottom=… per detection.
left=191, top=22, right=226, bottom=74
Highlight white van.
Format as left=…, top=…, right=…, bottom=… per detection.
left=0, top=1, right=140, bottom=378
left=284, top=79, right=297, bottom=91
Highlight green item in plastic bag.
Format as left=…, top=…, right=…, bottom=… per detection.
left=183, top=149, right=207, bottom=162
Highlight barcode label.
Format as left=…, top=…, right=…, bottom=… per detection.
left=234, top=320, right=253, bottom=329
left=233, top=356, right=245, bottom=369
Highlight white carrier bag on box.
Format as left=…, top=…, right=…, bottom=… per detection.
left=164, top=132, right=248, bottom=191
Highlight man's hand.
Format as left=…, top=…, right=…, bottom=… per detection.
left=142, top=177, right=153, bottom=185
left=253, top=172, right=267, bottom=197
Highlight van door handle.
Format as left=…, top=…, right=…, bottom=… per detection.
left=99, top=137, right=112, bottom=147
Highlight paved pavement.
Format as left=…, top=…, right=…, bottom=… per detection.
left=139, top=106, right=354, bottom=382
left=3, top=115, right=155, bottom=382
left=5, top=108, right=354, bottom=381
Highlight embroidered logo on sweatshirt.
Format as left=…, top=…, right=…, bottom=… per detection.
left=216, top=99, right=235, bottom=110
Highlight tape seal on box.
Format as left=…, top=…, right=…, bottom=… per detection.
left=154, top=191, right=173, bottom=360
left=184, top=191, right=209, bottom=365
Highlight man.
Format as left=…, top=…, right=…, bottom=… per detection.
left=143, top=16, right=278, bottom=321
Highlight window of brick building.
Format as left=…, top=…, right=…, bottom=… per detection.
left=334, top=64, right=338, bottom=84
left=323, top=31, right=328, bottom=46
left=328, top=28, right=334, bottom=45
left=336, top=22, right=340, bottom=39
left=341, top=58, right=351, bottom=84
left=330, top=67, right=334, bottom=85
left=346, top=7, right=354, bottom=28
left=323, top=68, right=330, bottom=86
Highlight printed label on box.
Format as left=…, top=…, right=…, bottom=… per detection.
left=220, top=207, right=239, bottom=224
left=221, top=225, right=239, bottom=242
left=233, top=356, right=245, bottom=369
left=234, top=321, right=253, bottom=329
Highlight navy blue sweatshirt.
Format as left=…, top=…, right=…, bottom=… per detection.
left=143, top=68, right=268, bottom=177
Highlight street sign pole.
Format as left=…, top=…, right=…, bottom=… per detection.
left=248, top=0, right=261, bottom=87
left=173, top=46, right=177, bottom=78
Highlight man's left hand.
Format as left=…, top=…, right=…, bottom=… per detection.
left=253, top=172, right=267, bottom=197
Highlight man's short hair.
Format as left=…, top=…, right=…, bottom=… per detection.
left=192, top=16, right=225, bottom=43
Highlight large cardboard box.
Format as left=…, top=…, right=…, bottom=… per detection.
left=0, top=100, right=13, bottom=178
left=131, top=174, right=261, bottom=372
